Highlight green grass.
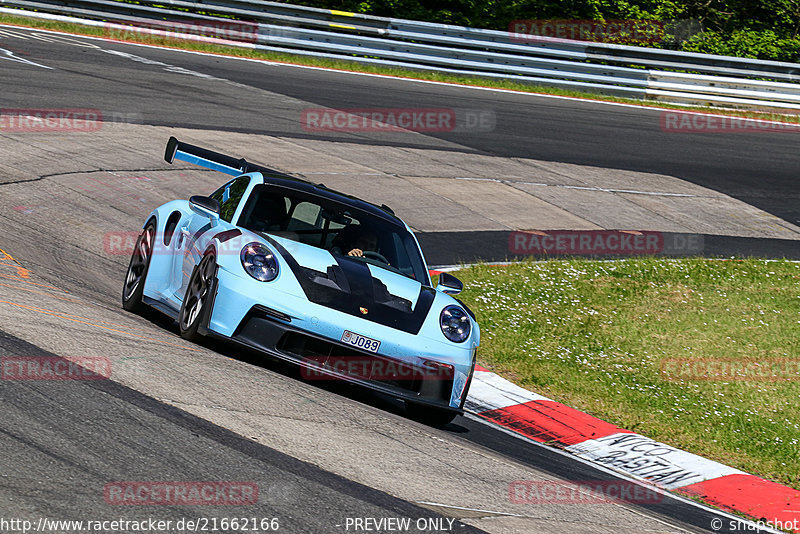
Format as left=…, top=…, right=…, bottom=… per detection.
left=2, top=12, right=800, bottom=125
left=448, top=258, right=800, bottom=489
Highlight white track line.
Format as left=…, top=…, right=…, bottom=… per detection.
left=1, top=18, right=799, bottom=126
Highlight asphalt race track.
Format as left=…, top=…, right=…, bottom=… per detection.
left=0, top=25, right=795, bottom=534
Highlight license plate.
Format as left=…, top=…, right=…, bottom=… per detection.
left=341, top=330, right=381, bottom=353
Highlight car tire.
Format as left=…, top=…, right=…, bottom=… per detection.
left=122, top=221, right=156, bottom=313
left=404, top=401, right=458, bottom=427
left=178, top=250, right=217, bottom=341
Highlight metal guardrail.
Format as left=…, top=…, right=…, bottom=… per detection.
left=2, top=0, right=799, bottom=110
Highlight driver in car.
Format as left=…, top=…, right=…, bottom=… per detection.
left=331, top=225, right=379, bottom=258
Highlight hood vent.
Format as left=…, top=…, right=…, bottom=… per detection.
left=264, top=237, right=432, bottom=335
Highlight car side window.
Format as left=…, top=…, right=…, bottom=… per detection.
left=286, top=202, right=322, bottom=231
left=209, top=176, right=250, bottom=223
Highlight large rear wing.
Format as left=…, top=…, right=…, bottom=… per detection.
left=164, top=136, right=400, bottom=223
left=164, top=136, right=288, bottom=178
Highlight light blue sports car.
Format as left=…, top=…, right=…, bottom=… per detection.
left=122, top=137, right=479, bottom=425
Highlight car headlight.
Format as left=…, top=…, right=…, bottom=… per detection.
left=240, top=243, right=279, bottom=282
left=440, top=305, right=470, bottom=343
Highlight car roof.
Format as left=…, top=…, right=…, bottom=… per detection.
left=252, top=171, right=404, bottom=226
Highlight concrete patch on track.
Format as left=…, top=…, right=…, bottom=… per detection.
left=1, top=123, right=798, bottom=245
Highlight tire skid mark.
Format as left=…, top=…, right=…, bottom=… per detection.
left=0, top=247, right=199, bottom=350
left=0, top=299, right=201, bottom=351
left=0, top=247, right=32, bottom=279
left=0, top=272, right=62, bottom=291
left=0, top=281, right=84, bottom=304
left=0, top=260, right=30, bottom=278
left=0, top=247, right=70, bottom=290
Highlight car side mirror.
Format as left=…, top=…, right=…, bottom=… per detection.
left=436, top=272, right=463, bottom=295
left=189, top=195, right=221, bottom=218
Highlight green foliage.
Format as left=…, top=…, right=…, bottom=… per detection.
left=681, top=29, right=800, bottom=61
left=289, top=0, right=800, bottom=61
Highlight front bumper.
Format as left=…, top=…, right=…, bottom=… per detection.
left=228, top=305, right=466, bottom=413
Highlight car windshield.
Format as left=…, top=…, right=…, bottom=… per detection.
left=237, top=184, right=428, bottom=282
